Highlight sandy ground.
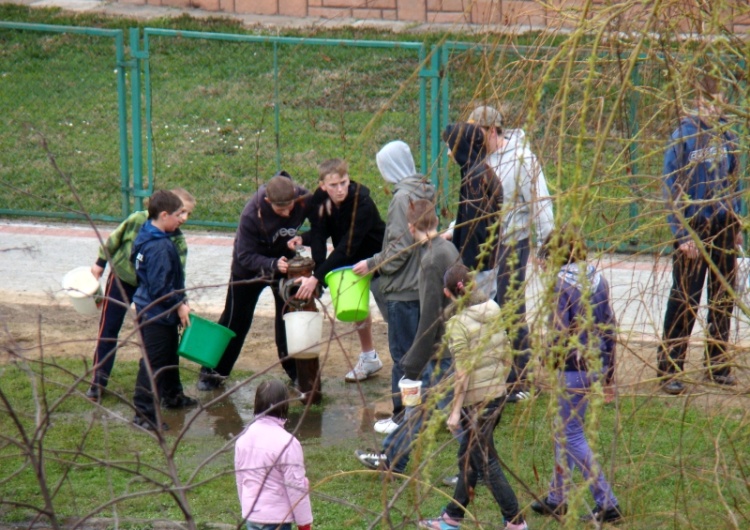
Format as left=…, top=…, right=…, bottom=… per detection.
left=3, top=290, right=748, bottom=417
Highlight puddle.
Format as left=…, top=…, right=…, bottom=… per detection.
left=163, top=381, right=380, bottom=445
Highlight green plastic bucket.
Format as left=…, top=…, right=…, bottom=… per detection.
left=178, top=314, right=236, bottom=369
left=325, top=266, right=371, bottom=322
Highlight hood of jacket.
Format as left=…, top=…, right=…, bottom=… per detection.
left=499, top=128, right=527, bottom=155
left=377, top=141, right=417, bottom=184
left=558, top=262, right=601, bottom=292
left=443, top=123, right=487, bottom=175
left=393, top=174, right=435, bottom=200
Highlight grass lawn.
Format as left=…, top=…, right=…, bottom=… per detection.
left=3, top=4, right=745, bottom=251
left=0, top=358, right=748, bottom=529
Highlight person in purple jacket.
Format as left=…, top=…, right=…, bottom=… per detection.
left=531, top=227, right=623, bottom=525
left=657, top=73, right=742, bottom=395
left=198, top=172, right=312, bottom=391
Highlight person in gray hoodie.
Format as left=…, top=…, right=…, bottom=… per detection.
left=353, top=140, right=436, bottom=434
left=468, top=105, right=554, bottom=402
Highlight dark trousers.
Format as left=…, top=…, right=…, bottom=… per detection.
left=133, top=321, right=182, bottom=422
left=657, top=221, right=738, bottom=377
left=385, top=299, right=420, bottom=417
left=444, top=398, right=522, bottom=524
left=202, top=274, right=295, bottom=382
left=92, top=274, right=137, bottom=388
left=495, top=238, right=531, bottom=385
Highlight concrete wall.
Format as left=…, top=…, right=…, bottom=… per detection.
left=116, top=0, right=750, bottom=34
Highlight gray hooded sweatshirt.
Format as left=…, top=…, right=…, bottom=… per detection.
left=366, top=141, right=436, bottom=301
left=487, top=129, right=554, bottom=245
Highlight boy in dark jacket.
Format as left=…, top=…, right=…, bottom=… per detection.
left=198, top=172, right=312, bottom=391
left=443, top=123, right=503, bottom=298
left=87, top=188, right=194, bottom=402
left=291, top=158, right=386, bottom=382
left=657, top=74, right=742, bottom=394
left=131, top=190, right=193, bottom=431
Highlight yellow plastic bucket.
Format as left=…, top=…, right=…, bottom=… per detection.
left=325, top=266, right=370, bottom=322
left=178, top=314, right=236, bottom=369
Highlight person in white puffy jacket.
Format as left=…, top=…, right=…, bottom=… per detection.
left=468, top=105, right=554, bottom=402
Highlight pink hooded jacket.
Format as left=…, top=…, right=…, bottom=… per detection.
left=235, top=415, right=313, bottom=526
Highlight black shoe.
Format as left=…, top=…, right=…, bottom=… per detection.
left=132, top=415, right=169, bottom=432
left=85, top=386, right=103, bottom=402
left=197, top=375, right=223, bottom=391
left=705, top=373, right=737, bottom=386
left=661, top=379, right=685, bottom=395
left=531, top=496, right=568, bottom=516
left=162, top=393, right=199, bottom=409
left=580, top=504, right=623, bottom=524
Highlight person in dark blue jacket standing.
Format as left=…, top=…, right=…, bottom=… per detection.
left=131, top=190, right=194, bottom=431
left=657, top=74, right=742, bottom=395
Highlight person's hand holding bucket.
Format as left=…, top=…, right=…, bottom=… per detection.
left=178, top=302, right=191, bottom=328
left=398, top=376, right=422, bottom=407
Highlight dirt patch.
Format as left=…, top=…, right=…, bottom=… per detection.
left=1, top=298, right=748, bottom=414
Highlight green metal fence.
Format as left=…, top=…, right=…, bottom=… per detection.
left=0, top=23, right=746, bottom=246
left=0, top=22, right=129, bottom=222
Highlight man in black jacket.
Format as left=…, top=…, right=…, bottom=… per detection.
left=292, top=158, right=387, bottom=382
left=198, top=172, right=312, bottom=390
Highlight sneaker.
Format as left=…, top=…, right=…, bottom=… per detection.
left=132, top=415, right=169, bottom=432
left=162, top=393, right=199, bottom=409
left=506, top=385, right=535, bottom=403
left=417, top=513, right=460, bottom=530
left=505, top=520, right=527, bottom=530
left=373, top=417, right=399, bottom=434
left=442, top=473, right=484, bottom=488
left=85, top=386, right=102, bottom=402
left=354, top=449, right=389, bottom=471
left=531, top=496, right=568, bottom=516
left=661, top=379, right=685, bottom=395
left=345, top=354, right=383, bottom=382
left=580, top=504, right=623, bottom=524
left=705, top=373, right=737, bottom=386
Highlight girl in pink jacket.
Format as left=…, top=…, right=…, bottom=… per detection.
left=235, top=379, right=313, bottom=530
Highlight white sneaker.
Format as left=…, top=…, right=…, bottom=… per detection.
left=373, top=417, right=399, bottom=434
left=344, top=354, right=383, bottom=382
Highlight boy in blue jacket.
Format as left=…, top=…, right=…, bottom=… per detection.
left=657, top=74, right=742, bottom=395
left=131, top=190, right=194, bottom=431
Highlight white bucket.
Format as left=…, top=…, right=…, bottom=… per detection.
left=283, top=311, right=323, bottom=359
left=61, top=266, right=103, bottom=316
left=398, top=378, right=423, bottom=407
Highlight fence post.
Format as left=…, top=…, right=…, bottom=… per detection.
left=129, top=28, right=146, bottom=211
left=627, top=58, right=641, bottom=242
left=114, top=30, right=131, bottom=218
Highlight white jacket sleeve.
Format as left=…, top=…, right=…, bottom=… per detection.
left=520, top=149, right=554, bottom=243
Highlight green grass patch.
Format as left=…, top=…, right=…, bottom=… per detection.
left=0, top=358, right=748, bottom=528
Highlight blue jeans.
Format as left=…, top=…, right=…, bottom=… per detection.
left=246, top=523, right=291, bottom=530
left=547, top=370, right=618, bottom=509
left=382, top=356, right=453, bottom=473
left=386, top=300, right=420, bottom=416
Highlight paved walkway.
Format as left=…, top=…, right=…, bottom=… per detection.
left=4, top=219, right=749, bottom=346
